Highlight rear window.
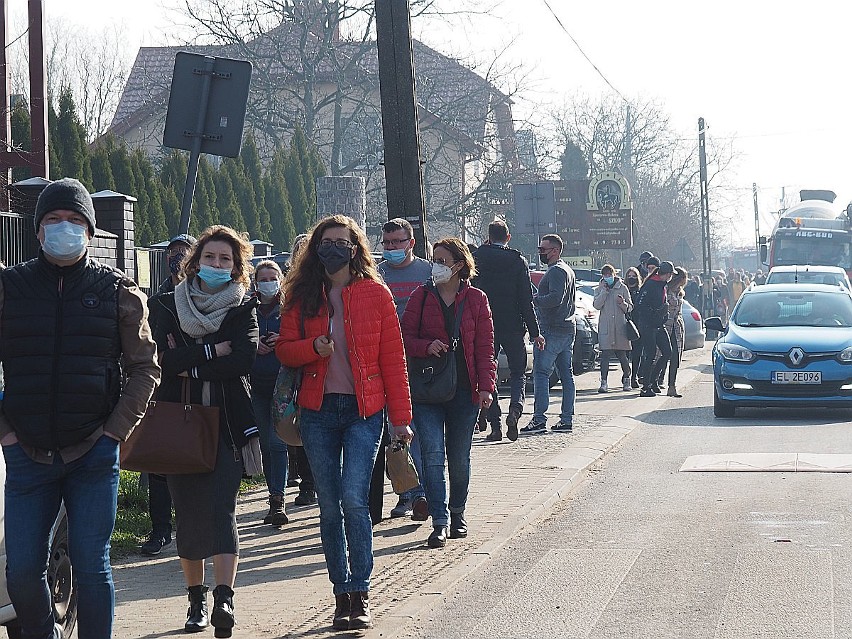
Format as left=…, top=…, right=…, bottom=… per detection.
left=766, top=271, right=844, bottom=286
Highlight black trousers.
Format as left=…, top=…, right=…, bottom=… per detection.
left=638, top=324, right=671, bottom=389
left=487, top=329, right=528, bottom=427
left=148, top=473, right=172, bottom=537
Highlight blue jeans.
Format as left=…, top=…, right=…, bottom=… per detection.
left=299, top=394, right=383, bottom=594
left=412, top=389, right=479, bottom=527
left=533, top=325, right=576, bottom=423
left=251, top=377, right=288, bottom=496
left=4, top=435, right=120, bottom=639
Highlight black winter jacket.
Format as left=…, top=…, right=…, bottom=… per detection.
left=472, top=243, right=539, bottom=338
left=151, top=293, right=259, bottom=450
left=634, top=276, right=668, bottom=328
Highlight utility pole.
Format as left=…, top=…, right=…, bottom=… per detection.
left=375, top=0, right=429, bottom=258
left=752, top=182, right=760, bottom=251
left=698, top=117, right=713, bottom=319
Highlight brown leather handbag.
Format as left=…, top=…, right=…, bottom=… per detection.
left=120, top=378, right=220, bottom=474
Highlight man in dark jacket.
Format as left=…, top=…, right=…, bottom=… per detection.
left=634, top=258, right=674, bottom=397
left=139, top=233, right=195, bottom=557
left=0, top=178, right=160, bottom=639
left=473, top=219, right=543, bottom=441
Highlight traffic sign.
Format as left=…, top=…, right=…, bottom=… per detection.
left=564, top=255, right=593, bottom=267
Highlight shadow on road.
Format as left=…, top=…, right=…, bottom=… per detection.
left=637, top=405, right=852, bottom=428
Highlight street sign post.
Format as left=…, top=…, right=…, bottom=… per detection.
left=513, top=182, right=556, bottom=237
left=163, top=52, right=253, bottom=234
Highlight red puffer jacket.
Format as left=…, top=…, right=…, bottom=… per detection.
left=401, top=281, right=496, bottom=405
left=275, top=278, right=412, bottom=427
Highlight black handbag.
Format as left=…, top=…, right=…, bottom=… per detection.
left=625, top=312, right=641, bottom=341
left=408, top=289, right=465, bottom=404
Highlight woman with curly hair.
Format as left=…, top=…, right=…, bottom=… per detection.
left=149, top=225, right=259, bottom=635
left=276, top=215, right=412, bottom=632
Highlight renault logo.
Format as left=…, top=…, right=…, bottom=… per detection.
left=788, top=347, right=806, bottom=366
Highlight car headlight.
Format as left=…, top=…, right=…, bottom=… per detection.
left=839, top=347, right=852, bottom=363
left=717, top=343, right=756, bottom=362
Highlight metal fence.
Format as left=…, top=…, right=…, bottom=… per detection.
left=0, top=211, right=38, bottom=267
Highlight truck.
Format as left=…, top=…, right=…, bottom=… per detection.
left=758, top=190, right=852, bottom=278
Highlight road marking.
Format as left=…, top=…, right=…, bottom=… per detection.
left=680, top=453, right=852, bottom=472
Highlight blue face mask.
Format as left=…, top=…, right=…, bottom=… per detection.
left=604, top=276, right=615, bottom=286
left=197, top=264, right=233, bottom=288
left=42, top=221, right=88, bottom=261
left=382, top=248, right=407, bottom=265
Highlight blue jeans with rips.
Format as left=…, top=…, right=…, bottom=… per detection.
left=4, top=434, right=120, bottom=639
left=411, top=388, right=479, bottom=527
left=251, top=376, right=288, bottom=497
left=299, top=394, right=383, bottom=594
left=532, top=324, right=576, bottom=424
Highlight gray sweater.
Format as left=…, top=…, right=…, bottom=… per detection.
left=534, top=260, right=576, bottom=333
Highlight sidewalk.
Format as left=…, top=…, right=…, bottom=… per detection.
left=110, top=349, right=706, bottom=638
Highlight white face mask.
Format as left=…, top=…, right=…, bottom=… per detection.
left=431, top=262, right=454, bottom=284
left=42, top=221, right=88, bottom=261
left=257, top=281, right=280, bottom=299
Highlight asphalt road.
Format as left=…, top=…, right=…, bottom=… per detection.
left=402, top=353, right=852, bottom=638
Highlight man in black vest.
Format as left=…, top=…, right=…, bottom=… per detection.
left=0, top=178, right=160, bottom=639
left=473, top=219, right=543, bottom=441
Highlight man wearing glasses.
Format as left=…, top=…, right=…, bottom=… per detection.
left=375, top=218, right=431, bottom=521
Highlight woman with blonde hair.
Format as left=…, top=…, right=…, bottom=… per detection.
left=401, top=238, right=496, bottom=549
left=276, top=215, right=412, bottom=632
left=150, top=225, right=259, bottom=635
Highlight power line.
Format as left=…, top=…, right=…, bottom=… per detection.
left=539, top=0, right=627, bottom=103
left=5, top=27, right=28, bottom=49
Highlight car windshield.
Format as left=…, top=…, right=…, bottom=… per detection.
left=773, top=236, right=852, bottom=269
left=733, top=291, right=852, bottom=327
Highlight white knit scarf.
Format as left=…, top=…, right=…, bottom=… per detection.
left=174, top=276, right=246, bottom=338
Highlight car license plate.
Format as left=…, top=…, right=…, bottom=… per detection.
left=771, top=371, right=821, bottom=384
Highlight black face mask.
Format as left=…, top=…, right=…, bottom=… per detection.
left=538, top=251, right=550, bottom=264
left=317, top=244, right=352, bottom=275
left=627, top=277, right=638, bottom=285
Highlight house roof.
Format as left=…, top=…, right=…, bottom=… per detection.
left=108, top=23, right=508, bottom=149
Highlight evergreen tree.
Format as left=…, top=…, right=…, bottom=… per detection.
left=560, top=140, right=590, bottom=181
left=134, top=149, right=168, bottom=245
left=10, top=102, right=32, bottom=183
left=89, top=144, right=116, bottom=192
left=214, top=160, right=246, bottom=232
left=240, top=135, right=271, bottom=240
left=285, top=132, right=312, bottom=234
left=191, top=157, right=219, bottom=235
left=158, top=150, right=189, bottom=236
left=47, top=103, right=60, bottom=181
left=54, top=88, right=91, bottom=186
left=265, top=146, right=296, bottom=252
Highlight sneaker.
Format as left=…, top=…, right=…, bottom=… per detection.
left=639, top=388, right=656, bottom=397
left=390, top=496, right=413, bottom=518
left=140, top=532, right=172, bottom=556
left=294, top=489, right=317, bottom=506
left=484, top=430, right=503, bottom=442
left=520, top=419, right=547, bottom=434
left=622, top=378, right=632, bottom=392
left=551, top=420, right=573, bottom=432
left=598, top=380, right=608, bottom=393
left=411, top=496, right=429, bottom=521
left=505, top=406, right=522, bottom=442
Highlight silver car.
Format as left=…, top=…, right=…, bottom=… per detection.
left=682, top=299, right=705, bottom=350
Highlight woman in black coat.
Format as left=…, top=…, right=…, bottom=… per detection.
left=150, top=225, right=258, bottom=636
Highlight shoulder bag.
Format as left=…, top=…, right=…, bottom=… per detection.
left=408, top=288, right=466, bottom=404
left=120, top=377, right=220, bottom=474
left=273, top=309, right=305, bottom=446
left=624, top=309, right=641, bottom=341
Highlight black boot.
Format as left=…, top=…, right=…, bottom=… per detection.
left=428, top=526, right=448, bottom=548
left=333, top=592, right=350, bottom=631
left=349, top=591, right=373, bottom=630
left=184, top=585, right=209, bottom=633
left=450, top=512, right=468, bottom=538
left=211, top=585, right=235, bottom=638
left=263, top=494, right=289, bottom=525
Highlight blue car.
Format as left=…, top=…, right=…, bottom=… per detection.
left=705, top=283, right=852, bottom=417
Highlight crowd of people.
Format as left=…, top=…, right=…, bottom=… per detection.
left=0, top=179, right=707, bottom=638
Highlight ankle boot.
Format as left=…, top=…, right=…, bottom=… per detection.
left=450, top=511, right=468, bottom=538
left=184, top=585, right=209, bottom=633
left=349, top=591, right=373, bottom=630
left=211, top=585, right=235, bottom=638
left=263, top=494, right=289, bottom=525
left=333, top=592, right=351, bottom=630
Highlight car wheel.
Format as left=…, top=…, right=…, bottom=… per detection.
left=49, top=512, right=77, bottom=636
left=713, top=388, right=735, bottom=418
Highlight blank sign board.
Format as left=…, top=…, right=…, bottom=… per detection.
left=163, top=52, right=253, bottom=158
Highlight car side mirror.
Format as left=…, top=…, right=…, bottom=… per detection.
left=704, top=316, right=725, bottom=332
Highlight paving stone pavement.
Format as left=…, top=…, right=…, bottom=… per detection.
left=108, top=352, right=706, bottom=638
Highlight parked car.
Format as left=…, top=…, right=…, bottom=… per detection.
left=705, top=283, right=852, bottom=418
left=682, top=299, right=705, bottom=350
left=765, top=265, right=851, bottom=289
left=0, top=373, right=77, bottom=637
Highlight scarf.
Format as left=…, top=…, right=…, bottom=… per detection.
left=175, top=276, right=246, bottom=338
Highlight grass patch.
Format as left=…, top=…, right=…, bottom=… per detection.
left=111, top=470, right=265, bottom=559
